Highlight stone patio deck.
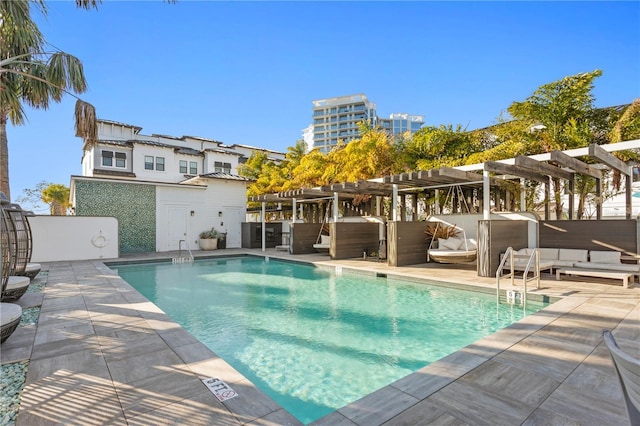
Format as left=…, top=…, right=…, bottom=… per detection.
left=1, top=249, right=638, bottom=425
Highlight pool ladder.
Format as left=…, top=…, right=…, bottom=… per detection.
left=173, top=240, right=194, bottom=264
left=496, top=247, right=541, bottom=307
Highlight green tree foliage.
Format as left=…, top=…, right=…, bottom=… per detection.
left=611, top=99, right=640, bottom=143
left=507, top=70, right=603, bottom=151
left=0, top=0, right=98, bottom=200
left=405, top=124, right=481, bottom=170
left=41, top=183, right=71, bottom=215
left=15, top=180, right=70, bottom=215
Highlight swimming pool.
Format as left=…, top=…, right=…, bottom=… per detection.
left=114, top=256, right=549, bottom=424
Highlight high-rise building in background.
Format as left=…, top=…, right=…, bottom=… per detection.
left=309, top=94, right=424, bottom=152
left=311, top=94, right=377, bottom=153
left=378, top=113, right=425, bottom=136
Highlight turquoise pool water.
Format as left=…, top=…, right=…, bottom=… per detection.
left=114, top=256, right=548, bottom=424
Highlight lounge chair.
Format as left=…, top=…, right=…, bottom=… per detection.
left=1, top=303, right=22, bottom=343
left=428, top=237, right=477, bottom=264
left=603, top=330, right=640, bottom=425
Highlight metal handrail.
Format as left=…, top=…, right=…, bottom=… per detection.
left=496, top=247, right=539, bottom=307
left=177, top=240, right=194, bottom=263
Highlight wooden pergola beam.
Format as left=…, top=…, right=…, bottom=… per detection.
left=588, top=144, right=632, bottom=176
left=514, top=156, right=573, bottom=181
left=549, top=150, right=602, bottom=179
left=484, top=161, right=549, bottom=184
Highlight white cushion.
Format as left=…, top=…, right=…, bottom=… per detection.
left=559, top=249, right=588, bottom=262
left=26, top=263, right=41, bottom=271
left=320, top=235, right=330, bottom=245
left=516, top=248, right=533, bottom=256
left=589, top=250, right=621, bottom=264
left=6, top=276, right=30, bottom=290
left=553, top=260, right=576, bottom=268
left=440, top=237, right=463, bottom=250
left=0, top=303, right=22, bottom=324
left=538, top=248, right=559, bottom=260
left=574, top=262, right=639, bottom=273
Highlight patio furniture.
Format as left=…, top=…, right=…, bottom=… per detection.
left=2, top=275, right=31, bottom=302
left=313, top=234, right=330, bottom=253
left=428, top=237, right=477, bottom=264
left=1, top=302, right=22, bottom=343
left=603, top=330, right=640, bottom=425
left=556, top=268, right=634, bottom=288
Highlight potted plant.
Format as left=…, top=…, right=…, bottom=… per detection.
left=199, top=228, right=219, bottom=250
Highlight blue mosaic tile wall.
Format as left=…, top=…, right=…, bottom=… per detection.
left=74, top=181, right=156, bottom=253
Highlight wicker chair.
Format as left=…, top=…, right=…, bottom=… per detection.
left=4, top=203, right=40, bottom=279
left=1, top=303, right=22, bottom=343
left=603, top=330, right=640, bottom=426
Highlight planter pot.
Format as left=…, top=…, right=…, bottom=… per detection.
left=199, top=238, right=218, bottom=250
left=218, top=236, right=227, bottom=249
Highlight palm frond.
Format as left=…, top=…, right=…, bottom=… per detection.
left=75, top=100, right=97, bottom=144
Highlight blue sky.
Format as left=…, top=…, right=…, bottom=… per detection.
left=7, top=1, right=640, bottom=212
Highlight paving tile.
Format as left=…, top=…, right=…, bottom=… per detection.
left=17, top=371, right=126, bottom=426
left=0, top=326, right=36, bottom=363
left=114, top=369, right=207, bottom=418
left=534, top=379, right=628, bottom=425
left=492, top=333, right=594, bottom=382
left=33, top=321, right=95, bottom=346
left=381, top=398, right=469, bottom=426
left=247, top=409, right=303, bottom=426
left=16, top=292, right=44, bottom=309
left=425, top=380, right=534, bottom=425
left=106, top=347, right=185, bottom=384
left=30, top=334, right=101, bottom=361
left=458, top=359, right=560, bottom=407
left=171, top=340, right=219, bottom=365
left=337, top=385, right=419, bottom=426
left=311, top=411, right=358, bottom=426
left=391, top=351, right=487, bottom=400
left=25, top=348, right=111, bottom=384
left=126, top=388, right=239, bottom=426
left=36, top=307, right=91, bottom=328
left=40, top=295, right=85, bottom=312
left=100, top=332, right=169, bottom=364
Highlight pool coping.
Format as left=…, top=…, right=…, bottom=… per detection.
left=2, top=249, right=638, bottom=425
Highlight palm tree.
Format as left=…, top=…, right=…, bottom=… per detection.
left=0, top=0, right=98, bottom=200
left=41, top=183, right=71, bottom=215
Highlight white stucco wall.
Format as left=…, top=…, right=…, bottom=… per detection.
left=29, top=216, right=119, bottom=262
left=155, top=179, right=247, bottom=251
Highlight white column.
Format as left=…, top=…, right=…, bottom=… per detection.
left=333, top=192, right=339, bottom=222
left=261, top=202, right=266, bottom=252
left=292, top=198, right=297, bottom=223
left=435, top=189, right=439, bottom=214
left=483, top=170, right=490, bottom=220
left=520, top=178, right=526, bottom=211
left=392, top=184, right=398, bottom=221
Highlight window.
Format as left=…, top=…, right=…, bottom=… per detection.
left=115, top=152, right=126, bottom=168
left=190, top=161, right=198, bottom=175
left=101, top=150, right=126, bottom=168
left=214, top=161, right=231, bottom=173
left=179, top=160, right=188, bottom=174
left=102, top=150, right=113, bottom=167
left=145, top=156, right=165, bottom=171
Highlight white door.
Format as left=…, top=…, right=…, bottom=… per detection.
left=168, top=207, right=188, bottom=251
left=223, top=207, right=242, bottom=248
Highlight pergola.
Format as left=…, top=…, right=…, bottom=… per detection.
left=248, top=140, right=640, bottom=251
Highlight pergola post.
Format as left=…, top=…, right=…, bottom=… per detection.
left=392, top=184, right=398, bottom=221
left=435, top=189, right=440, bottom=215
left=568, top=178, right=574, bottom=220
left=292, top=198, right=297, bottom=223
left=596, top=178, right=602, bottom=220
left=411, top=193, right=418, bottom=221
left=483, top=171, right=490, bottom=220
left=333, top=192, right=339, bottom=222
left=400, top=194, right=406, bottom=221
left=626, top=174, right=632, bottom=219
left=544, top=181, right=550, bottom=220
left=261, top=202, right=266, bottom=252
left=520, top=178, right=526, bottom=212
